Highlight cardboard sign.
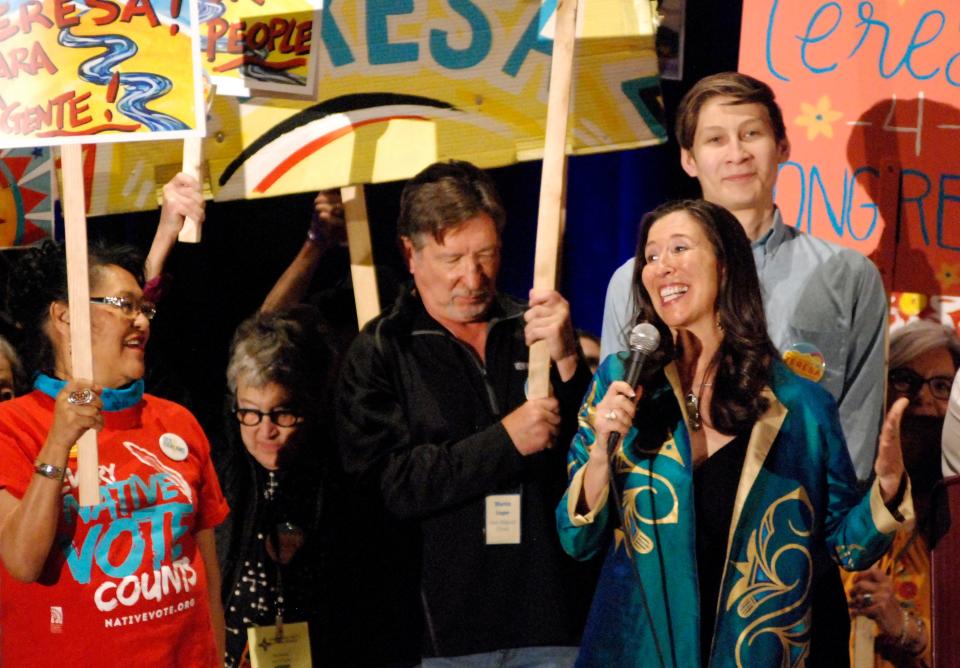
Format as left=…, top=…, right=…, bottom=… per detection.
left=740, top=0, right=960, bottom=297
left=76, top=0, right=662, bottom=214
left=199, top=0, right=320, bottom=98
left=0, top=0, right=206, bottom=147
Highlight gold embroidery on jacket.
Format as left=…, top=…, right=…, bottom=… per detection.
left=726, top=487, right=814, bottom=667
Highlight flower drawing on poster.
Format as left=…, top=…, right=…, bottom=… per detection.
left=794, top=96, right=844, bottom=141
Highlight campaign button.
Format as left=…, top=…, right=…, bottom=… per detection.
left=159, top=433, right=189, bottom=461
left=783, top=343, right=826, bottom=383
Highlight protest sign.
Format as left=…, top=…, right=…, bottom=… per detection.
left=199, top=0, right=320, bottom=98
left=78, top=0, right=662, bottom=213
left=740, top=0, right=960, bottom=302
left=0, top=0, right=205, bottom=147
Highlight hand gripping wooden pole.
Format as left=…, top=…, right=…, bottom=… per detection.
left=527, top=0, right=578, bottom=400
left=342, top=185, right=381, bottom=330
left=60, top=144, right=100, bottom=507
left=178, top=136, right=204, bottom=243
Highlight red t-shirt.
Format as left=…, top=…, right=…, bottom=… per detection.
left=0, top=391, right=229, bottom=667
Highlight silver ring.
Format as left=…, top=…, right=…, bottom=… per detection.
left=67, top=389, right=94, bottom=406
left=862, top=592, right=873, bottom=606
left=605, top=410, right=618, bottom=421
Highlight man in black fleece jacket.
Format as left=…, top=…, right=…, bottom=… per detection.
left=337, top=160, right=595, bottom=666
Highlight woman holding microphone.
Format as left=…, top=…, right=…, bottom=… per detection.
left=557, top=200, right=912, bottom=667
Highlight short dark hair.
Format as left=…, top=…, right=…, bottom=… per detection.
left=631, top=199, right=778, bottom=433
left=675, top=72, right=787, bottom=150
left=5, top=240, right=144, bottom=377
left=397, top=160, right=505, bottom=248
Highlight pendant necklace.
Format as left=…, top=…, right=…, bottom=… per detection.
left=685, top=378, right=713, bottom=431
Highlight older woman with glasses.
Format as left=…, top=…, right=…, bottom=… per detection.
left=845, top=319, right=960, bottom=666
left=216, top=306, right=337, bottom=667
left=0, top=241, right=228, bottom=667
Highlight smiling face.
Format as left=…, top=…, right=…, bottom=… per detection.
left=641, top=210, right=721, bottom=337
left=236, top=381, right=302, bottom=470
left=403, top=213, right=501, bottom=327
left=88, top=264, right=150, bottom=388
left=680, top=97, right=790, bottom=218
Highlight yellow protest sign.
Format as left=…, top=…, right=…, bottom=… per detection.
left=199, top=0, right=320, bottom=98
left=81, top=0, right=663, bottom=215
left=0, top=0, right=205, bottom=148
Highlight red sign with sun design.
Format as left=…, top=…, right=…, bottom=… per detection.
left=0, top=147, right=56, bottom=247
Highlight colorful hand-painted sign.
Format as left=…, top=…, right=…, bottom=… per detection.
left=77, top=0, right=663, bottom=214
left=199, top=0, right=320, bottom=98
left=740, top=0, right=960, bottom=298
left=0, top=147, right=56, bottom=247
left=0, top=0, right=205, bottom=147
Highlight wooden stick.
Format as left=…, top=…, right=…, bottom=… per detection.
left=852, top=616, right=877, bottom=667
left=178, top=136, right=204, bottom=243
left=60, top=145, right=100, bottom=507
left=341, top=185, right=381, bottom=329
left=527, top=0, right=578, bottom=400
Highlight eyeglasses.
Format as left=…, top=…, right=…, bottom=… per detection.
left=888, top=368, right=954, bottom=401
left=233, top=406, right=304, bottom=428
left=90, top=296, right=157, bottom=320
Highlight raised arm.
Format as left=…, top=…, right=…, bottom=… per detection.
left=145, top=172, right=205, bottom=283
left=826, top=397, right=913, bottom=571
left=261, top=190, right=345, bottom=313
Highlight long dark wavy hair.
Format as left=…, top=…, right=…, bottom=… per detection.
left=5, top=240, right=144, bottom=379
left=631, top=199, right=779, bottom=434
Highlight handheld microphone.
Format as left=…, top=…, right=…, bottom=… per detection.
left=608, top=323, right=660, bottom=455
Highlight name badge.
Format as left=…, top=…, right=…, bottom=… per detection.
left=247, top=622, right=312, bottom=668
left=485, top=493, right=521, bottom=545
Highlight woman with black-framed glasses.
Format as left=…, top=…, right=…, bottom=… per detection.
left=845, top=319, right=960, bottom=666
left=216, top=306, right=338, bottom=668
left=0, top=240, right=228, bottom=667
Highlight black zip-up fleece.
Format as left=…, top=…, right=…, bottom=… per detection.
left=337, top=287, right=597, bottom=658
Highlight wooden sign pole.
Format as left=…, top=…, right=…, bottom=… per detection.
left=527, top=0, right=578, bottom=400
left=60, top=144, right=100, bottom=507
left=341, top=184, right=381, bottom=330
left=851, top=616, right=876, bottom=667
left=178, top=136, right=204, bottom=243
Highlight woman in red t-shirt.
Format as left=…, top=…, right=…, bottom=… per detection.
left=0, top=241, right=229, bottom=667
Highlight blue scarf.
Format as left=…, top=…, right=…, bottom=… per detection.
left=33, top=373, right=144, bottom=411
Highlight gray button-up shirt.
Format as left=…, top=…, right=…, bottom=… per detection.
left=600, top=209, right=887, bottom=481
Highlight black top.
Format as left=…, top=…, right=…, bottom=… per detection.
left=694, top=431, right=750, bottom=666
left=214, top=411, right=333, bottom=665
left=336, top=288, right=597, bottom=658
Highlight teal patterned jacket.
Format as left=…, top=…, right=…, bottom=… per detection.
left=557, top=354, right=912, bottom=667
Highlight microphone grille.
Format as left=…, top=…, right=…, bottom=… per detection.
left=629, top=323, right=660, bottom=354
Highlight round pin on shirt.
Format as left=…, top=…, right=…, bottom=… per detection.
left=783, top=342, right=826, bottom=383
left=159, top=433, right=189, bottom=461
